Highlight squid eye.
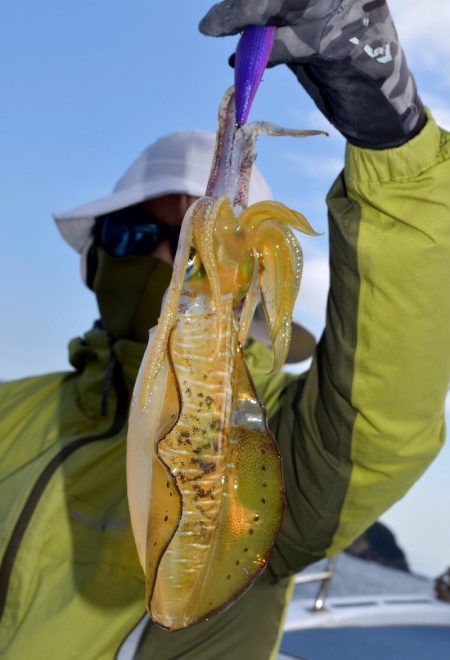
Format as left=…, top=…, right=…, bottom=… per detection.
left=185, top=248, right=203, bottom=280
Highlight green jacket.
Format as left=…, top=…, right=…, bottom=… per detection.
left=1, top=115, right=449, bottom=659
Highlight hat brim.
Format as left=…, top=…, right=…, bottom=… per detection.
left=249, top=318, right=316, bottom=363
left=53, top=178, right=208, bottom=253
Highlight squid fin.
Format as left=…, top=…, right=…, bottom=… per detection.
left=127, top=339, right=182, bottom=585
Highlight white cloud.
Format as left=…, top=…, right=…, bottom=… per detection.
left=285, top=151, right=343, bottom=179
left=294, top=256, right=330, bottom=321
left=421, top=93, right=450, bottom=130
left=390, top=1, right=450, bottom=73
left=445, top=391, right=450, bottom=415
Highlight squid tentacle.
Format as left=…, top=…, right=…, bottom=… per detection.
left=237, top=256, right=260, bottom=348
left=192, top=198, right=233, bottom=349
left=255, top=222, right=303, bottom=372
left=239, top=200, right=319, bottom=237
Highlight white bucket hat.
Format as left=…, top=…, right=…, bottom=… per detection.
left=53, top=130, right=273, bottom=254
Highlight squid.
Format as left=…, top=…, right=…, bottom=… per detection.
left=127, top=86, right=324, bottom=630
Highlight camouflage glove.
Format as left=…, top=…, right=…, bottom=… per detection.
left=200, top=0, right=426, bottom=149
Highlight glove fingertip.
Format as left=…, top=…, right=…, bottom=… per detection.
left=199, top=22, right=243, bottom=37
left=199, top=4, right=270, bottom=37
left=198, top=19, right=220, bottom=37
left=199, top=9, right=245, bottom=37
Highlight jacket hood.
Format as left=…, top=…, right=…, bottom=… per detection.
left=68, top=327, right=146, bottom=419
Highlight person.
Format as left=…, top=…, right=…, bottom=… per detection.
left=435, top=568, right=450, bottom=603
left=0, top=1, right=449, bottom=658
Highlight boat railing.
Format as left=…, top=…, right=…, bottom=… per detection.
left=294, top=556, right=338, bottom=612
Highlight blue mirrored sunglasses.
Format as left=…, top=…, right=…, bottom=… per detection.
left=97, top=207, right=180, bottom=258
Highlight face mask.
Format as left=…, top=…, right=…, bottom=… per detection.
left=93, top=247, right=173, bottom=343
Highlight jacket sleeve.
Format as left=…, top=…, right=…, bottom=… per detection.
left=268, top=113, right=450, bottom=577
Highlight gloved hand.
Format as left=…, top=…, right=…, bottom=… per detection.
left=200, top=0, right=426, bottom=149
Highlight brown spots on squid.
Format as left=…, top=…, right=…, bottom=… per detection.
left=192, top=440, right=212, bottom=456
left=177, top=430, right=192, bottom=446
left=193, top=483, right=214, bottom=500
left=198, top=461, right=216, bottom=475
left=209, top=419, right=223, bottom=432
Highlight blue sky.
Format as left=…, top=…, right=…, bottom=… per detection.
left=1, top=1, right=449, bottom=577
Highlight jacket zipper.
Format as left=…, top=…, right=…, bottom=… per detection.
left=0, top=359, right=129, bottom=623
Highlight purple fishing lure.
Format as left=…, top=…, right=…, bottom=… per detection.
left=234, top=25, right=276, bottom=126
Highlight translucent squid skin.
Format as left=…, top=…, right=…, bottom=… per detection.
left=127, top=88, right=324, bottom=630
left=148, top=288, right=283, bottom=629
